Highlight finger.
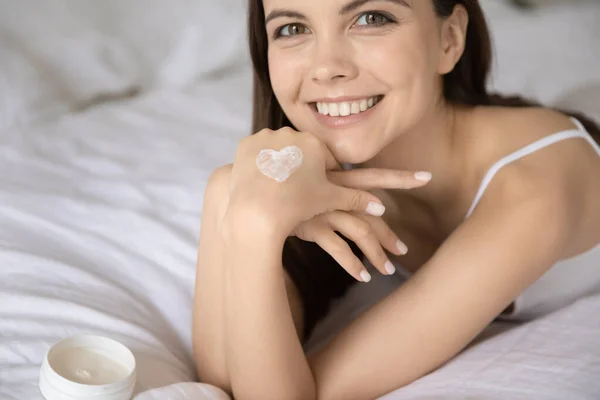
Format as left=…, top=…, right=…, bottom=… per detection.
left=312, top=227, right=373, bottom=283
left=330, top=186, right=387, bottom=217
left=291, top=218, right=325, bottom=242
left=327, top=169, right=432, bottom=190
left=325, top=211, right=396, bottom=276
left=351, top=212, right=409, bottom=256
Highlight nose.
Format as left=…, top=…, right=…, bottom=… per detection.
left=310, top=38, right=358, bottom=84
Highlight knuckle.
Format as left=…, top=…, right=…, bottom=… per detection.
left=374, top=249, right=388, bottom=265
left=349, top=191, right=363, bottom=211
left=327, top=171, right=343, bottom=184
left=355, top=221, right=371, bottom=239
left=293, top=224, right=309, bottom=240
left=398, top=172, right=413, bottom=184
left=383, top=226, right=397, bottom=241
left=277, top=127, right=296, bottom=138
left=256, top=128, right=274, bottom=136
left=366, top=168, right=380, bottom=182
left=328, top=238, right=350, bottom=257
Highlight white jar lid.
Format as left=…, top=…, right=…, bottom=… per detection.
left=39, top=335, right=136, bottom=400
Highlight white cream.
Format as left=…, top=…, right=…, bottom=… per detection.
left=317, top=96, right=380, bottom=117
left=256, top=145, right=303, bottom=183
left=50, top=347, right=130, bottom=385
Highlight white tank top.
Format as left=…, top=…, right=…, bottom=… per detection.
left=394, top=117, right=600, bottom=320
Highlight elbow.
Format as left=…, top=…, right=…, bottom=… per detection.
left=237, top=390, right=315, bottom=400
left=193, top=361, right=233, bottom=398
left=192, top=341, right=233, bottom=396
left=195, top=370, right=232, bottom=399
left=232, top=379, right=316, bottom=400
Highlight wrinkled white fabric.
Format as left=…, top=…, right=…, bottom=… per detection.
left=0, top=0, right=249, bottom=130
left=1, top=1, right=600, bottom=400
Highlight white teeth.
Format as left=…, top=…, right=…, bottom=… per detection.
left=329, top=103, right=339, bottom=117
left=359, top=99, right=368, bottom=112
left=339, top=102, right=351, bottom=117
left=316, top=96, right=381, bottom=117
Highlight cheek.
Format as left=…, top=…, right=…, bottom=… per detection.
left=360, top=33, right=435, bottom=91
left=268, top=49, right=306, bottom=110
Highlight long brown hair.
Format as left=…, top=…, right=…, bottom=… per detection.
left=247, top=0, right=600, bottom=339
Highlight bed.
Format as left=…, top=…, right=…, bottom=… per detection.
left=1, top=1, right=599, bottom=399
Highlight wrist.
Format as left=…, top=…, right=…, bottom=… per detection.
left=220, top=204, right=289, bottom=248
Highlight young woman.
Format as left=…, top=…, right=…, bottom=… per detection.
left=193, top=0, right=600, bottom=398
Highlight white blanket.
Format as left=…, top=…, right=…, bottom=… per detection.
left=1, top=1, right=600, bottom=399
left=0, top=71, right=253, bottom=397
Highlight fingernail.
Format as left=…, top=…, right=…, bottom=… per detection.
left=396, top=240, right=408, bottom=255
left=414, top=171, right=432, bottom=182
left=384, top=261, right=396, bottom=275
left=366, top=202, right=385, bottom=216
left=360, top=270, right=372, bottom=283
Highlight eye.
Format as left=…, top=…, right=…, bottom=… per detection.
left=355, top=11, right=394, bottom=27
left=275, top=23, right=310, bottom=39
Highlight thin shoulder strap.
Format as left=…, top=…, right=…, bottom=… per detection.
left=571, top=117, right=600, bottom=155
left=571, top=117, right=587, bottom=132
left=464, top=117, right=600, bottom=219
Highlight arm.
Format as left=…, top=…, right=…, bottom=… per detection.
left=192, top=165, right=306, bottom=395
left=223, top=212, right=316, bottom=400
left=307, top=171, right=576, bottom=399
left=195, top=128, right=431, bottom=399
left=192, top=165, right=232, bottom=391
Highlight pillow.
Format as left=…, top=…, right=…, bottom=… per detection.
left=0, top=0, right=250, bottom=130
left=481, top=0, right=600, bottom=105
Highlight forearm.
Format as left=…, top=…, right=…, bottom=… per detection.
left=224, top=229, right=316, bottom=400
left=192, top=167, right=233, bottom=391
left=193, top=216, right=231, bottom=391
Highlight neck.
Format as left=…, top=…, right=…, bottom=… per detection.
left=362, top=102, right=469, bottom=213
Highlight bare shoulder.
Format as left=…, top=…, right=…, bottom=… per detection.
left=466, top=106, right=600, bottom=254
left=468, top=106, right=577, bottom=162
left=466, top=106, right=598, bottom=185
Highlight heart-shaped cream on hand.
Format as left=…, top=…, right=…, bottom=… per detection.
left=256, top=145, right=304, bottom=183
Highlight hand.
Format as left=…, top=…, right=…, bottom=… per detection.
left=292, top=168, right=429, bottom=282
left=224, top=128, right=431, bottom=281
left=225, top=127, right=387, bottom=236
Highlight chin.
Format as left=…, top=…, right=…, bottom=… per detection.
left=329, top=140, right=381, bottom=165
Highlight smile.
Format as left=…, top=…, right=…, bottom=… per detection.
left=314, top=95, right=383, bottom=117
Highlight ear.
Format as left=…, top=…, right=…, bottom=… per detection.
left=437, top=5, right=469, bottom=75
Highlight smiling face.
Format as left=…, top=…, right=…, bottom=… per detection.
left=263, top=0, right=462, bottom=164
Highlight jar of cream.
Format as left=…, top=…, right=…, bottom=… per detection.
left=39, top=335, right=136, bottom=400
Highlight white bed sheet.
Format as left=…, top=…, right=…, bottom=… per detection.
left=0, top=70, right=254, bottom=398
left=2, top=1, right=600, bottom=399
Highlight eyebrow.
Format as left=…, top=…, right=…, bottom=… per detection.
left=264, top=0, right=410, bottom=25
left=264, top=10, right=307, bottom=26
left=340, top=0, right=411, bottom=15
